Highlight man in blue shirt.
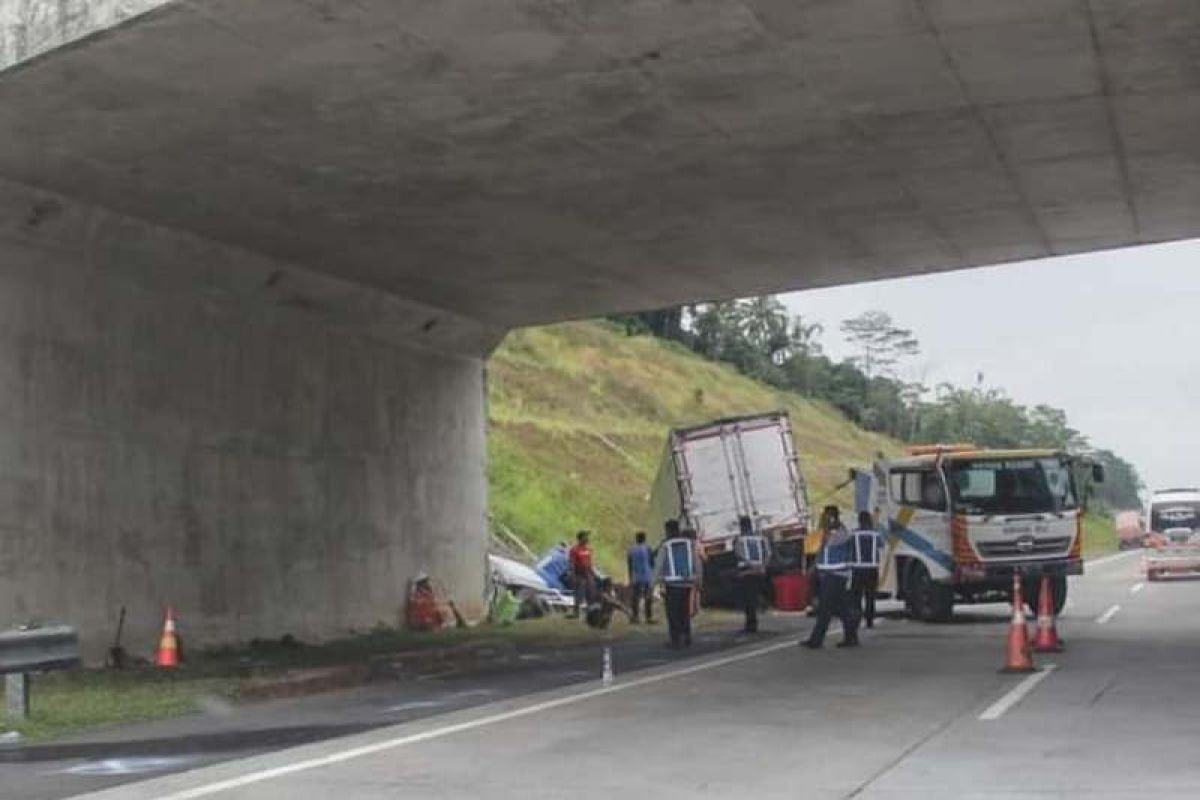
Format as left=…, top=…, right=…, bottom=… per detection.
left=627, top=531, right=656, bottom=623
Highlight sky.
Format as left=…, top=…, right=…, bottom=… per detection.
left=781, top=241, right=1200, bottom=497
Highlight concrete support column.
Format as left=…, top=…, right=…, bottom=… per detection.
left=0, top=181, right=500, bottom=660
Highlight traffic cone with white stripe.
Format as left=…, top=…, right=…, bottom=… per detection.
left=1033, top=574, right=1064, bottom=653
left=156, top=607, right=180, bottom=669
left=1000, top=574, right=1036, bottom=673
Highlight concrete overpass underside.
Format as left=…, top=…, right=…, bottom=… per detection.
left=1, top=0, right=1198, bottom=656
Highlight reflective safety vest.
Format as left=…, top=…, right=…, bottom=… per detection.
left=851, top=529, right=882, bottom=570
left=815, top=532, right=852, bottom=573
left=660, top=538, right=697, bottom=583
left=734, top=534, right=770, bottom=572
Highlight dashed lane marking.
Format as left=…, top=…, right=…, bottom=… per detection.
left=1131, top=582, right=1145, bottom=594
left=979, top=665, right=1057, bottom=721
left=1096, top=604, right=1121, bottom=624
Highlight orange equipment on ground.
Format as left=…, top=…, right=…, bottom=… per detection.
left=1032, top=574, right=1065, bottom=653
left=1000, top=574, right=1036, bottom=673
left=156, top=607, right=180, bottom=668
left=406, top=575, right=446, bottom=631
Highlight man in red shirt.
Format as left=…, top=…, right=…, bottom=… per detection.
left=568, top=530, right=596, bottom=618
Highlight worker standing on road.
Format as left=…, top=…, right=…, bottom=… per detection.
left=568, top=530, right=596, bottom=619
left=733, top=515, right=771, bottom=634
left=802, top=505, right=860, bottom=649
left=627, top=531, right=656, bottom=624
left=850, top=510, right=882, bottom=629
left=657, top=520, right=702, bottom=647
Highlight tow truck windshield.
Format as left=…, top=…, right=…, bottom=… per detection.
left=947, top=457, right=1078, bottom=515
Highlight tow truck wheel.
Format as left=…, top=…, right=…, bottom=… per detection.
left=905, top=562, right=954, bottom=622
left=1023, top=575, right=1067, bottom=616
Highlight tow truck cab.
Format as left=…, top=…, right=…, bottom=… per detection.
left=864, top=445, right=1097, bottom=621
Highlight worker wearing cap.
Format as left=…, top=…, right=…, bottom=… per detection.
left=733, top=515, right=771, bottom=634
left=656, top=520, right=703, bottom=647
left=802, top=505, right=860, bottom=648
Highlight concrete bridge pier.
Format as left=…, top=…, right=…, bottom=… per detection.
left=0, top=178, right=497, bottom=660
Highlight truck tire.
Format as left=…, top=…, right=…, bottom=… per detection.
left=1023, top=575, right=1067, bottom=616
left=905, top=562, right=954, bottom=622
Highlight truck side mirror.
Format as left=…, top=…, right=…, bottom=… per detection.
left=1092, top=464, right=1105, bottom=484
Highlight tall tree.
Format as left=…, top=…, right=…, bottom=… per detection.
left=840, top=311, right=920, bottom=379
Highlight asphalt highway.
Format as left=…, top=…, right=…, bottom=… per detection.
left=12, top=551, right=1199, bottom=800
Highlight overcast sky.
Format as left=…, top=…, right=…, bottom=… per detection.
left=782, top=241, right=1200, bottom=497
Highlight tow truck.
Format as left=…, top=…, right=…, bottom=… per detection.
left=856, top=445, right=1102, bottom=621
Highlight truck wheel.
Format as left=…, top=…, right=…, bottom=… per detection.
left=1024, top=575, right=1067, bottom=616
left=906, top=563, right=954, bottom=622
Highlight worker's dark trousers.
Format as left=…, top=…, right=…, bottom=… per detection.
left=805, top=572, right=859, bottom=646
left=852, top=569, right=879, bottom=628
left=630, top=582, right=653, bottom=622
left=739, top=573, right=766, bottom=633
left=664, top=585, right=693, bottom=646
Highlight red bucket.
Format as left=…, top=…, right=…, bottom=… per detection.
left=772, top=572, right=811, bottom=611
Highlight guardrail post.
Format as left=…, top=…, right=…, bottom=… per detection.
left=5, top=673, right=29, bottom=720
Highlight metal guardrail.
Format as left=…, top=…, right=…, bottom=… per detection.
left=1, top=625, right=80, bottom=721
left=0, top=625, right=80, bottom=675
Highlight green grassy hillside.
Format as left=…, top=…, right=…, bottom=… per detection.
left=487, top=321, right=901, bottom=572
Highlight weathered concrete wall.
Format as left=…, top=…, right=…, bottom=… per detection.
left=0, top=179, right=497, bottom=660
left=0, top=0, right=169, bottom=70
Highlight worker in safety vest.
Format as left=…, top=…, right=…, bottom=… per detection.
left=733, top=515, right=771, bottom=634
left=656, top=520, right=702, bottom=647
left=850, top=510, right=883, bottom=629
left=802, top=505, right=860, bottom=649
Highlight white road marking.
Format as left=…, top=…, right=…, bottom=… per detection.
left=1088, top=550, right=1139, bottom=568
left=381, top=701, right=444, bottom=713
left=62, top=757, right=195, bottom=776
left=445, top=689, right=498, bottom=700
left=1096, top=604, right=1121, bottom=624
left=979, top=665, right=1057, bottom=721
left=138, top=639, right=799, bottom=800
left=1130, top=582, right=1145, bottom=594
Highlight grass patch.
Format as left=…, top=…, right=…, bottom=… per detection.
left=1083, top=512, right=1119, bottom=559
left=7, top=670, right=238, bottom=742
left=4, top=613, right=741, bottom=742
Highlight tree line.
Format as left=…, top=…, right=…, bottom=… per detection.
left=611, top=298, right=1144, bottom=512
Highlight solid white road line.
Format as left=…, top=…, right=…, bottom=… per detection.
left=1096, top=604, right=1121, bottom=624
left=979, top=665, right=1057, bottom=721
left=1088, top=550, right=1139, bottom=568
left=1131, top=582, right=1145, bottom=594
left=141, top=638, right=800, bottom=800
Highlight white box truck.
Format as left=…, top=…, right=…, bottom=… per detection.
left=646, top=411, right=811, bottom=604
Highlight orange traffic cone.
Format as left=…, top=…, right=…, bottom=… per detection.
left=156, top=607, right=180, bottom=668
left=1033, top=574, right=1064, bottom=653
left=1001, top=574, right=1036, bottom=673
